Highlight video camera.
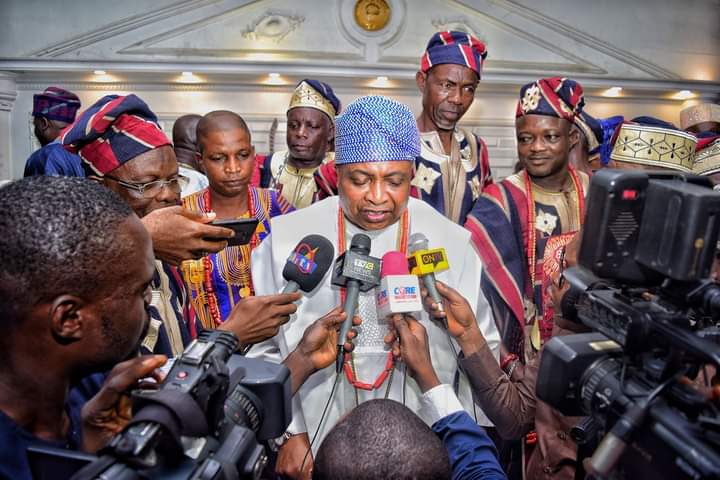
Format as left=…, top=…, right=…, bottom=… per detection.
left=536, top=169, right=720, bottom=479
left=34, top=330, right=292, bottom=480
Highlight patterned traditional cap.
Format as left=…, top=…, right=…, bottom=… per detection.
left=420, top=31, right=487, bottom=78
left=32, top=87, right=81, bottom=124
left=691, top=135, right=720, bottom=176
left=61, top=94, right=171, bottom=176
left=586, top=115, right=625, bottom=166
left=680, top=103, right=720, bottom=131
left=335, top=96, right=420, bottom=165
left=516, top=77, right=587, bottom=122
left=288, top=79, right=341, bottom=120
left=610, top=117, right=697, bottom=172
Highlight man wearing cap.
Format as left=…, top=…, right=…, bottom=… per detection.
left=61, top=94, right=301, bottom=357
left=257, top=79, right=340, bottom=210
left=24, top=87, right=84, bottom=177
left=608, top=116, right=697, bottom=172
left=412, top=30, right=493, bottom=224
left=316, top=32, right=492, bottom=225
left=466, top=77, right=593, bottom=360
left=680, top=103, right=720, bottom=136
left=250, top=95, right=499, bottom=479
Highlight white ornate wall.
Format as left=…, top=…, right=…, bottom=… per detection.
left=1, top=0, right=719, bottom=179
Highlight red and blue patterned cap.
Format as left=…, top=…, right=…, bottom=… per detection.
left=60, top=94, right=171, bottom=176
left=32, top=87, right=81, bottom=124
left=420, top=31, right=488, bottom=78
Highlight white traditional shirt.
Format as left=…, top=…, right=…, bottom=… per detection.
left=249, top=196, right=500, bottom=450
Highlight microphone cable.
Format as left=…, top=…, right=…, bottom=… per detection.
left=300, top=369, right=342, bottom=474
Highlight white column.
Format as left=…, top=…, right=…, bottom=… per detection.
left=0, top=73, right=18, bottom=180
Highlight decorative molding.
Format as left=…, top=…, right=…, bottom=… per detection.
left=117, top=0, right=263, bottom=55
left=26, top=0, right=216, bottom=58
left=337, top=0, right=408, bottom=62
left=431, top=16, right=487, bottom=42
left=455, top=0, right=678, bottom=79
left=242, top=10, right=305, bottom=42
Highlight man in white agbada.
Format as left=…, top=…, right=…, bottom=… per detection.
left=250, top=95, right=500, bottom=478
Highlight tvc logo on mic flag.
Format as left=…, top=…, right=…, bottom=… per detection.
left=286, top=243, right=319, bottom=274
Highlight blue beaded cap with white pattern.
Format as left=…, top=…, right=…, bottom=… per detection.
left=335, top=95, right=420, bottom=165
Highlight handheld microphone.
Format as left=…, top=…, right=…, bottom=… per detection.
left=407, top=233, right=449, bottom=314
left=331, top=233, right=381, bottom=372
left=376, top=251, right=423, bottom=320
left=280, top=234, right=335, bottom=294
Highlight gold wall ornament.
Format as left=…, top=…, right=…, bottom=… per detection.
left=354, top=0, right=391, bottom=31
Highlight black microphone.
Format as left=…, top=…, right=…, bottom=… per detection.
left=331, top=233, right=381, bottom=372
left=281, top=234, right=335, bottom=294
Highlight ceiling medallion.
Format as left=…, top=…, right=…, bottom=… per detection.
left=354, top=0, right=391, bottom=32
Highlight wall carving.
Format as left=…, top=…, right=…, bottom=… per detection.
left=241, top=11, right=305, bottom=42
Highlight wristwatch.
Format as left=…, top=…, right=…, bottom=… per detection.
left=272, top=431, right=297, bottom=450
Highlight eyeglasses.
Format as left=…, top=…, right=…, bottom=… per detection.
left=105, top=175, right=189, bottom=198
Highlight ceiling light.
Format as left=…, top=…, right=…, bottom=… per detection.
left=602, top=86, right=622, bottom=97
left=265, top=73, right=284, bottom=85
left=370, top=76, right=390, bottom=88
left=182, top=71, right=194, bottom=77
left=93, top=70, right=106, bottom=75
left=177, top=72, right=202, bottom=84
left=673, top=90, right=695, bottom=100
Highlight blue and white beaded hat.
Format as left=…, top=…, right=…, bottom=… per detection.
left=335, top=95, right=420, bottom=165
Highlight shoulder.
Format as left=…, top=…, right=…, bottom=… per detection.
left=408, top=198, right=471, bottom=243
left=270, top=196, right=337, bottom=230
left=181, top=188, right=206, bottom=210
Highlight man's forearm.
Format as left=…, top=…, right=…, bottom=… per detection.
left=283, top=349, right=315, bottom=395
left=459, top=342, right=537, bottom=440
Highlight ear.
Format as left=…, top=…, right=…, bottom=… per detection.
left=327, top=121, right=335, bottom=143
left=415, top=71, right=427, bottom=94
left=196, top=151, right=205, bottom=171
left=38, top=116, right=51, bottom=131
left=49, top=295, right=88, bottom=345
left=568, top=126, right=580, bottom=151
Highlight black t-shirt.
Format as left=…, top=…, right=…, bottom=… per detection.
left=0, top=409, right=81, bottom=480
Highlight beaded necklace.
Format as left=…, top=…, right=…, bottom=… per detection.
left=201, top=187, right=258, bottom=328
left=523, top=166, right=585, bottom=291
left=336, top=207, right=409, bottom=393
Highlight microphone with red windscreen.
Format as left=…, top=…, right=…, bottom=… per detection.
left=376, top=251, right=423, bottom=320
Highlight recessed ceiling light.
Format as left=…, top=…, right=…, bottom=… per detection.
left=265, top=73, right=284, bottom=85
left=370, top=76, right=390, bottom=88
left=182, top=71, right=194, bottom=77
left=93, top=70, right=106, bottom=75
left=602, top=86, right=622, bottom=97
left=673, top=90, right=695, bottom=100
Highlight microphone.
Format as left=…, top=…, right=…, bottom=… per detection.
left=376, top=251, right=423, bottom=320
left=331, top=233, right=381, bottom=372
left=407, top=233, right=449, bottom=314
left=281, top=234, right=335, bottom=294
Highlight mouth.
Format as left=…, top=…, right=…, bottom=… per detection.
left=223, top=179, right=247, bottom=188
left=291, top=144, right=311, bottom=150
left=361, top=209, right=391, bottom=222
left=440, top=110, right=461, bottom=120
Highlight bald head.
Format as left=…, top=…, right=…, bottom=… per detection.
left=196, top=110, right=250, bottom=154
left=172, top=114, right=202, bottom=169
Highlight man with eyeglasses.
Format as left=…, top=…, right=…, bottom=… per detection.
left=61, top=94, right=301, bottom=357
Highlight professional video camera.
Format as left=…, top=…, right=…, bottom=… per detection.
left=32, top=330, right=292, bottom=480
left=536, top=169, right=720, bottom=479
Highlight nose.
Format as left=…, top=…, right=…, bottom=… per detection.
left=224, top=156, right=243, bottom=174
left=529, top=136, right=547, bottom=153
left=365, top=179, right=386, bottom=205
left=155, top=180, right=179, bottom=203
left=296, top=123, right=309, bottom=138
left=446, top=86, right=463, bottom=105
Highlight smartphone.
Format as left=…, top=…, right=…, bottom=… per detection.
left=210, top=218, right=259, bottom=247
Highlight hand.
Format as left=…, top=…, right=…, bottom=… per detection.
left=80, top=355, right=167, bottom=453
left=422, top=281, right=485, bottom=354
left=276, top=432, right=313, bottom=480
left=296, top=307, right=361, bottom=371
left=284, top=307, right=361, bottom=394
left=218, top=292, right=301, bottom=347
left=141, top=206, right=234, bottom=265
left=384, top=314, right=440, bottom=393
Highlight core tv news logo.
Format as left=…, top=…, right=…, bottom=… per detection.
left=287, top=243, right=319, bottom=274
left=377, top=286, right=418, bottom=302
